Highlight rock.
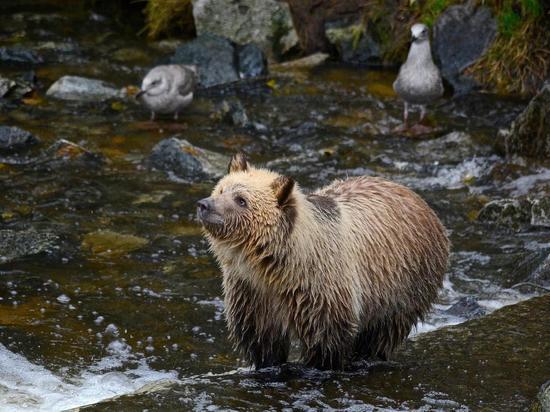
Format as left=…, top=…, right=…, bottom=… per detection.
left=325, top=19, right=381, bottom=65
left=40, top=139, right=104, bottom=169
left=531, top=198, right=550, bottom=228
left=272, top=52, right=330, bottom=70
left=535, top=381, right=550, bottom=412
left=0, top=126, right=40, bottom=152
left=0, top=46, right=43, bottom=65
left=477, top=198, right=531, bottom=227
left=191, top=0, right=297, bottom=58
left=171, top=34, right=238, bottom=88
left=212, top=99, right=250, bottom=127
left=46, top=75, right=125, bottom=102
left=0, top=75, right=33, bottom=99
left=527, top=252, right=550, bottom=289
left=0, top=229, right=59, bottom=264
left=75, top=295, right=550, bottom=411
left=505, top=81, right=550, bottom=159
left=148, top=137, right=229, bottom=180
left=237, top=43, right=268, bottom=79
left=81, top=230, right=148, bottom=257
left=433, top=5, right=497, bottom=94
left=445, top=296, right=486, bottom=319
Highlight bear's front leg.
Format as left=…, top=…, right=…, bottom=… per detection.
left=223, top=275, right=290, bottom=369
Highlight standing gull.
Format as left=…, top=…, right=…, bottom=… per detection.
left=137, top=64, right=198, bottom=121
left=393, top=23, right=443, bottom=130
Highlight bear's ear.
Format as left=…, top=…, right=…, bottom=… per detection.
left=271, top=175, right=295, bottom=207
left=228, top=152, right=249, bottom=174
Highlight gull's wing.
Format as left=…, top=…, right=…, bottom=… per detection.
left=171, top=65, right=197, bottom=97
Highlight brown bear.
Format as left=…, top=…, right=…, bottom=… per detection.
left=197, top=153, right=450, bottom=369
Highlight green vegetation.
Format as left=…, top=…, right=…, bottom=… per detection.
left=362, top=0, right=548, bottom=95
left=142, top=0, right=195, bottom=39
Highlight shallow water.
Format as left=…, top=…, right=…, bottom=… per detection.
left=0, top=2, right=549, bottom=411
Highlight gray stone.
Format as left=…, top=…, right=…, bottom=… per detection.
left=445, top=296, right=486, bottom=319
left=0, top=75, right=33, bottom=99
left=191, top=0, right=297, bottom=58
left=0, top=229, right=59, bottom=264
left=325, top=20, right=381, bottom=65
left=537, top=380, right=550, bottom=412
left=433, top=5, right=497, bottom=94
left=237, top=43, right=268, bottom=79
left=531, top=197, right=550, bottom=227
left=46, top=76, right=125, bottom=102
left=171, top=34, right=239, bottom=88
left=477, top=198, right=531, bottom=227
left=505, top=81, right=550, bottom=159
left=213, top=99, right=250, bottom=127
left=0, top=46, right=43, bottom=65
left=149, top=137, right=229, bottom=180
left=0, top=126, right=39, bottom=152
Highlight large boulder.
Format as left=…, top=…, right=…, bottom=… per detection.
left=325, top=19, right=381, bottom=66
left=148, top=137, right=229, bottom=180
left=191, top=0, right=298, bottom=58
left=505, top=81, right=550, bottom=159
left=433, top=4, right=497, bottom=94
left=170, top=34, right=267, bottom=88
left=46, top=76, right=125, bottom=102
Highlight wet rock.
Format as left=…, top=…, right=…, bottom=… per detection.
left=534, top=381, right=550, bottom=412
left=212, top=99, right=250, bottom=128
left=171, top=34, right=238, bottom=88
left=39, top=139, right=104, bottom=170
left=272, top=52, right=329, bottom=70
left=416, top=131, right=485, bottom=163
left=148, top=136, right=229, bottom=180
left=237, top=43, right=268, bottom=79
left=0, top=229, right=59, bottom=264
left=531, top=198, right=550, bottom=227
left=445, top=296, right=486, bottom=319
left=191, top=0, right=297, bottom=58
left=46, top=76, right=125, bottom=102
left=76, top=295, right=550, bottom=411
left=0, top=46, right=43, bottom=65
left=433, top=5, right=497, bottom=94
left=81, top=230, right=148, bottom=257
left=477, top=198, right=531, bottom=227
left=325, top=19, right=381, bottom=66
left=0, top=126, right=40, bottom=153
left=505, top=81, right=550, bottom=159
left=0, top=75, right=33, bottom=99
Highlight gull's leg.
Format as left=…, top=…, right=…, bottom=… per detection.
left=419, top=105, right=427, bottom=123
left=150, top=111, right=156, bottom=122
left=403, top=101, right=409, bottom=129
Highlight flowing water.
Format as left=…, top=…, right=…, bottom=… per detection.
left=0, top=2, right=548, bottom=411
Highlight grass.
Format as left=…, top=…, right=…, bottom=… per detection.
left=141, top=0, right=194, bottom=39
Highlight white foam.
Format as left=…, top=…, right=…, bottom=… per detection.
left=0, top=340, right=177, bottom=412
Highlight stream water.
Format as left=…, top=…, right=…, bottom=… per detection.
left=0, top=2, right=548, bottom=411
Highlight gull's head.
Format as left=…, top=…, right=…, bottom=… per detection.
left=411, top=23, right=429, bottom=43
left=139, top=67, right=169, bottom=98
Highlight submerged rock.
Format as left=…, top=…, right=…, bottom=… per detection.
left=0, top=126, right=40, bottom=153
left=325, top=19, right=381, bottom=66
left=46, top=76, right=125, bottom=102
left=212, top=99, right=250, bottom=128
left=40, top=139, right=104, bottom=170
left=0, top=229, right=59, bottom=264
left=445, top=296, right=486, bottom=319
left=76, top=295, right=550, bottom=411
left=149, top=136, right=229, bottom=180
left=0, top=75, right=33, bottom=99
left=531, top=198, right=550, bottom=228
left=191, top=0, right=297, bottom=58
left=433, top=4, right=497, bottom=94
left=81, top=230, right=148, bottom=257
left=505, top=81, right=550, bottom=159
left=0, top=46, right=43, bottom=65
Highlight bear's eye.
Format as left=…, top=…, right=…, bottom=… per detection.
left=235, top=196, right=247, bottom=208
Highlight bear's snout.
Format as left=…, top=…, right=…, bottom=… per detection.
left=197, top=197, right=213, bottom=213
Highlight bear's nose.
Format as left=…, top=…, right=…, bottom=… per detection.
left=197, top=198, right=213, bottom=212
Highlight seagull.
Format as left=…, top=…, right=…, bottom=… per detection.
left=393, top=23, right=443, bottom=130
left=137, top=64, right=198, bottom=121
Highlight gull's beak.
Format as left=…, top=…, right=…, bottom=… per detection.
left=135, top=90, right=146, bottom=99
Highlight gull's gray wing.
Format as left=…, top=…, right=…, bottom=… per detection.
left=171, top=65, right=197, bottom=97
